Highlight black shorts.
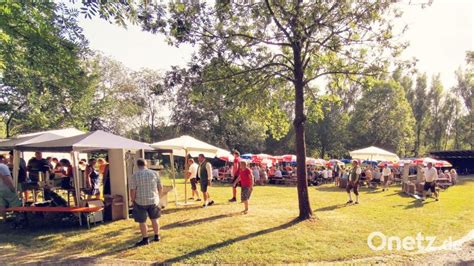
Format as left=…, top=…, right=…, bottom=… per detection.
left=133, top=204, right=161, bottom=223
left=346, top=181, right=359, bottom=195
left=190, top=178, right=198, bottom=191
left=232, top=176, right=241, bottom=188
left=424, top=181, right=436, bottom=192
left=200, top=179, right=209, bottom=193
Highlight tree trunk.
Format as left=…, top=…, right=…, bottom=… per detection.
left=292, top=43, right=313, bottom=220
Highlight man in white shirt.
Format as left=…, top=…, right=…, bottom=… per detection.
left=327, top=168, right=333, bottom=182
left=422, top=162, right=439, bottom=201
left=322, top=168, right=328, bottom=180
left=187, top=158, right=201, bottom=201
left=129, top=159, right=163, bottom=246
left=381, top=164, right=391, bottom=191
left=275, top=168, right=283, bottom=178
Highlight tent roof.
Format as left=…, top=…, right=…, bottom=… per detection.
left=18, top=127, right=84, bottom=138
left=349, top=146, right=399, bottom=161
left=16, top=130, right=151, bottom=152
left=0, top=128, right=85, bottom=151
left=151, top=135, right=219, bottom=155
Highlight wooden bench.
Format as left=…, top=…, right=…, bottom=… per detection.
left=7, top=206, right=104, bottom=229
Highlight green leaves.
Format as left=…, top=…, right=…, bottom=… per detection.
left=0, top=1, right=92, bottom=136
left=348, top=79, right=415, bottom=157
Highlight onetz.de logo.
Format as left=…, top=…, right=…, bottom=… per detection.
left=367, top=231, right=463, bottom=252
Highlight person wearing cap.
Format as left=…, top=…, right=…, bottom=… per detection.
left=346, top=160, right=362, bottom=204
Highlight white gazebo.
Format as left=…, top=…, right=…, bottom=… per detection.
left=0, top=128, right=86, bottom=193
left=349, top=146, right=400, bottom=162
left=151, top=135, right=230, bottom=204
left=16, top=130, right=152, bottom=221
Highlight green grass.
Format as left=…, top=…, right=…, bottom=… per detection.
left=1, top=177, right=473, bottom=264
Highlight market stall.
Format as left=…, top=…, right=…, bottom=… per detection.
left=14, top=130, right=151, bottom=225
left=150, top=135, right=227, bottom=204
left=0, top=128, right=85, bottom=191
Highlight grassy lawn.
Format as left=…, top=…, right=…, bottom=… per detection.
left=0, top=176, right=473, bottom=264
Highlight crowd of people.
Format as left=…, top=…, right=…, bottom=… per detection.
left=0, top=149, right=461, bottom=248
left=0, top=151, right=113, bottom=219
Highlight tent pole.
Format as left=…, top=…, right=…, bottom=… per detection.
left=71, top=151, right=82, bottom=226
left=169, top=152, right=178, bottom=207
left=12, top=150, right=20, bottom=193
left=184, top=149, right=188, bottom=204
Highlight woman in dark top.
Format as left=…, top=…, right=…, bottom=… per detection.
left=58, top=159, right=73, bottom=189
left=103, top=163, right=111, bottom=195
left=85, top=159, right=100, bottom=199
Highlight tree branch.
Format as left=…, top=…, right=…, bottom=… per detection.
left=264, top=0, right=292, bottom=42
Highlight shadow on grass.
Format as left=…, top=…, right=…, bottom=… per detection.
left=392, top=199, right=434, bottom=209
left=384, top=191, right=412, bottom=198
left=160, top=218, right=301, bottom=264
left=316, top=204, right=348, bottom=212
left=364, top=189, right=384, bottom=194
left=314, top=186, right=345, bottom=192
left=161, top=205, right=203, bottom=215
left=162, top=212, right=241, bottom=230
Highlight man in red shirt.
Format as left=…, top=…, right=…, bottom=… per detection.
left=233, top=161, right=254, bottom=214
left=229, top=150, right=241, bottom=202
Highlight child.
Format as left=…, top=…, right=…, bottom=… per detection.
left=233, top=161, right=254, bottom=214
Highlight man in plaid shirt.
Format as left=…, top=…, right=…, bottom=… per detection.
left=129, top=159, right=163, bottom=247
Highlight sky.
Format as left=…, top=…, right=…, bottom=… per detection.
left=78, top=0, right=474, bottom=90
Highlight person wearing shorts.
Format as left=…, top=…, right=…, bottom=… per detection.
left=233, top=161, right=254, bottom=214
left=129, top=159, right=163, bottom=247
left=187, top=158, right=201, bottom=201
left=381, top=164, right=391, bottom=191
left=229, top=151, right=241, bottom=202
left=197, top=154, right=214, bottom=208
left=0, top=156, right=22, bottom=220
left=346, top=160, right=361, bottom=204
left=422, top=162, right=439, bottom=201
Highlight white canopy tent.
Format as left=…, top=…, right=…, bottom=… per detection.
left=0, top=128, right=84, bottom=150
left=349, top=146, right=400, bottom=162
left=151, top=135, right=220, bottom=156
left=17, top=128, right=85, bottom=138
left=150, top=135, right=231, bottom=204
left=0, top=128, right=86, bottom=194
left=16, top=130, right=152, bottom=223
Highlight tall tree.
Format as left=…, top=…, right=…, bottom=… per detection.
left=306, top=95, right=349, bottom=159
left=0, top=2, right=93, bottom=136
left=453, top=51, right=474, bottom=149
left=410, top=73, right=430, bottom=156
left=349, top=79, right=415, bottom=156
left=130, top=69, right=168, bottom=143
left=82, top=1, right=407, bottom=219
left=84, top=54, right=144, bottom=135
left=427, top=74, right=444, bottom=151
left=164, top=60, right=291, bottom=152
